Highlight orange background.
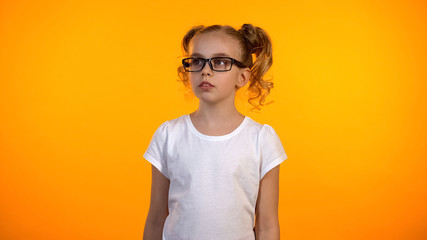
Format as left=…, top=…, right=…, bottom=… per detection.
left=1, top=0, right=426, bottom=239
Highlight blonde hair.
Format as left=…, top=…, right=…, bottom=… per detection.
left=177, top=24, right=274, bottom=110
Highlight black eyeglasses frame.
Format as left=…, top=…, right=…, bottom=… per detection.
left=182, top=57, right=247, bottom=72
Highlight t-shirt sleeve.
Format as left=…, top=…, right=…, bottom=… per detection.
left=259, top=124, right=288, bottom=180
left=143, top=121, right=169, bottom=179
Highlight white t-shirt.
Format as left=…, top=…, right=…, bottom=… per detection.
left=143, top=114, right=288, bottom=240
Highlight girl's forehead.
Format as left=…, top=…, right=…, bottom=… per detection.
left=189, top=31, right=241, bottom=58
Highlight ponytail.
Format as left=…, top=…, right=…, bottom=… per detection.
left=238, top=24, right=274, bottom=110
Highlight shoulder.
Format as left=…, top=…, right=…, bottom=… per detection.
left=244, top=117, right=264, bottom=133
left=243, top=118, right=284, bottom=153
left=152, top=114, right=188, bottom=137
left=244, top=117, right=278, bottom=137
left=166, top=114, right=187, bottom=128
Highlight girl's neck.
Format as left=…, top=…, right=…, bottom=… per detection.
left=192, top=101, right=243, bottom=123
left=189, top=100, right=245, bottom=136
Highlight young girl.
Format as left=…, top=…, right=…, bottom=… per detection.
left=143, top=24, right=288, bottom=240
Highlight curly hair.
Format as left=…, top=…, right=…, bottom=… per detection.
left=177, top=24, right=274, bottom=110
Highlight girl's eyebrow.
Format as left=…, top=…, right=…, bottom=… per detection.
left=190, top=52, right=231, bottom=58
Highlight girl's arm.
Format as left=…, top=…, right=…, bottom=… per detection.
left=143, top=165, right=170, bottom=240
left=254, top=165, right=280, bottom=240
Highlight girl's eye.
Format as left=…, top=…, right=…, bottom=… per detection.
left=213, top=59, right=225, bottom=65
left=214, top=59, right=224, bottom=65
left=192, top=59, right=202, bottom=65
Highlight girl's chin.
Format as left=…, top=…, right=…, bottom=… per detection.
left=194, top=95, right=236, bottom=106
left=194, top=94, right=220, bottom=103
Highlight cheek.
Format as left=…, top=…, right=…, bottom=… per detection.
left=228, top=72, right=240, bottom=86
left=188, top=73, right=196, bottom=84
left=188, top=74, right=199, bottom=90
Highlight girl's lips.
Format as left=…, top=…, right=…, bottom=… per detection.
left=199, top=81, right=214, bottom=87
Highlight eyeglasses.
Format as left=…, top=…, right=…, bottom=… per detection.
left=182, top=57, right=246, bottom=72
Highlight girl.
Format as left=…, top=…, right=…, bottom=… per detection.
left=143, top=24, right=288, bottom=240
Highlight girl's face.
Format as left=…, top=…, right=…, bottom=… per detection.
left=188, top=31, right=250, bottom=105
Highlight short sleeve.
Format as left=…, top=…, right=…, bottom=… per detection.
left=143, top=121, right=169, bottom=179
left=259, top=124, right=288, bottom=180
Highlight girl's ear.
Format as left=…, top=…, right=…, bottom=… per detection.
left=237, top=67, right=251, bottom=88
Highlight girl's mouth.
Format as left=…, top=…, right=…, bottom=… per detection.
left=199, top=81, right=214, bottom=89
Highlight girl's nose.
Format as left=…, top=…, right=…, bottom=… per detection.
left=201, top=61, right=213, bottom=75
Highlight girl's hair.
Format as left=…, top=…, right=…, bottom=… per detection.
left=177, top=24, right=273, bottom=110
